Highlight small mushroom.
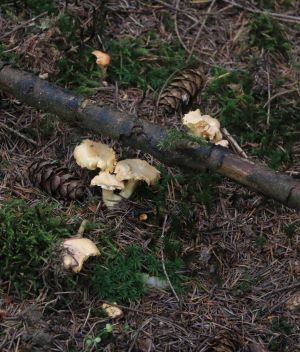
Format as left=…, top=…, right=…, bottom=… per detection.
left=74, top=139, right=116, bottom=172
left=183, top=109, right=228, bottom=146
left=62, top=237, right=100, bottom=273
left=215, top=139, right=229, bottom=147
left=114, top=159, right=160, bottom=200
left=92, top=50, right=111, bottom=66
left=91, top=171, right=125, bottom=208
left=102, top=303, right=123, bottom=319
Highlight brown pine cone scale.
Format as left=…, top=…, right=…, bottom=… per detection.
left=28, top=159, right=87, bottom=200
left=158, top=68, right=205, bottom=114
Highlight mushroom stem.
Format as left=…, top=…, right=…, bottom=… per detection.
left=119, top=179, right=138, bottom=199
left=75, top=219, right=88, bottom=238
left=102, top=189, right=122, bottom=208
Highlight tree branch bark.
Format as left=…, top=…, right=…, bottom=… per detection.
left=0, top=61, right=299, bottom=210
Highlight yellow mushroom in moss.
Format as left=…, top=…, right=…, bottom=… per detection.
left=182, top=109, right=228, bottom=147
left=62, top=237, right=100, bottom=273
left=92, top=50, right=111, bottom=66
left=91, top=171, right=125, bottom=208
left=74, top=139, right=116, bottom=172
left=114, top=159, right=160, bottom=200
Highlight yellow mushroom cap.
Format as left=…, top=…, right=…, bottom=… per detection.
left=91, top=171, right=125, bottom=190
left=74, top=139, right=116, bottom=172
left=182, top=109, right=223, bottom=143
left=183, top=109, right=220, bottom=129
left=62, top=237, right=100, bottom=273
left=216, top=139, right=229, bottom=148
left=102, top=303, right=123, bottom=318
left=92, top=50, right=111, bottom=66
left=114, top=159, right=160, bottom=185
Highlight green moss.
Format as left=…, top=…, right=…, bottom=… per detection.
left=284, top=222, right=299, bottom=238
left=106, top=38, right=192, bottom=89
left=233, top=277, right=253, bottom=296
left=56, top=47, right=104, bottom=94
left=57, top=14, right=77, bottom=36
left=0, top=199, right=71, bottom=296
left=268, top=337, right=286, bottom=352
left=38, top=117, right=57, bottom=139
left=53, top=7, right=107, bottom=94
left=271, top=317, right=294, bottom=335
left=89, top=243, right=187, bottom=303
left=249, top=14, right=290, bottom=55
left=0, top=44, right=19, bottom=65
left=158, top=129, right=208, bottom=151
left=203, top=68, right=299, bottom=169
left=20, top=0, right=55, bottom=14
left=255, top=235, right=267, bottom=248
left=161, top=12, right=174, bottom=31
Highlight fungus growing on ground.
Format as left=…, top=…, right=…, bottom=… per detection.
left=182, top=109, right=228, bottom=147
left=114, top=159, right=160, bottom=200
left=74, top=139, right=116, bottom=172
left=92, top=50, right=111, bottom=66
left=91, top=171, right=125, bottom=208
left=73, top=141, right=160, bottom=207
left=102, top=303, right=123, bottom=319
left=62, top=237, right=100, bottom=273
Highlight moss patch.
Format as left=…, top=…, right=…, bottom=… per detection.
left=0, top=199, right=71, bottom=296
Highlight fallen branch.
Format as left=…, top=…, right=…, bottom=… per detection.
left=0, top=61, right=299, bottom=210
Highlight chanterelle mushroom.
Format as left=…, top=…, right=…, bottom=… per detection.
left=74, top=139, right=116, bottom=172
left=91, top=171, right=125, bottom=208
left=114, top=159, right=160, bottom=199
left=62, top=237, right=100, bottom=273
left=92, top=50, right=111, bottom=66
left=102, top=303, right=123, bottom=319
left=182, top=109, right=228, bottom=147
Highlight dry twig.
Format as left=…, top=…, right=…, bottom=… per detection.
left=223, top=0, right=300, bottom=24
left=221, top=127, right=248, bottom=159
left=160, top=215, right=180, bottom=303
left=0, top=121, right=38, bottom=145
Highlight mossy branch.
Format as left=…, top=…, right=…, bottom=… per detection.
left=0, top=61, right=299, bottom=210
left=158, top=129, right=208, bottom=151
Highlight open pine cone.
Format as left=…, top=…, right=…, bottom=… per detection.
left=28, top=159, right=87, bottom=200
left=158, top=68, right=205, bottom=114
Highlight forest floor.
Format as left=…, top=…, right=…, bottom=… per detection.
left=0, top=1, right=300, bottom=351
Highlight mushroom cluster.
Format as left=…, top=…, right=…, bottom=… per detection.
left=74, top=139, right=160, bottom=208
left=182, top=109, right=228, bottom=147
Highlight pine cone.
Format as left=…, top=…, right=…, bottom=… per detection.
left=28, top=160, right=87, bottom=200
left=209, top=331, right=240, bottom=352
left=158, top=68, right=205, bottom=114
